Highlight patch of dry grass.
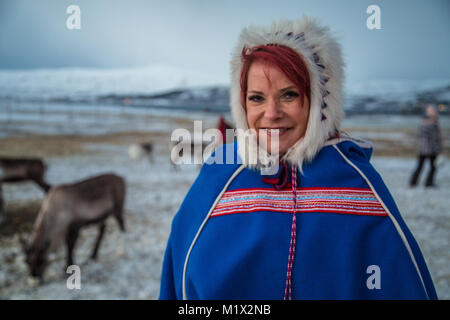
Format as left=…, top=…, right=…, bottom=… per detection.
left=0, top=120, right=448, bottom=160
left=0, top=131, right=170, bottom=158
left=343, top=125, right=450, bottom=158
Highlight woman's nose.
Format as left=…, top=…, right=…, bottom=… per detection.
left=264, top=98, right=282, bottom=120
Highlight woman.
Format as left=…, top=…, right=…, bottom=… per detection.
left=409, top=104, right=442, bottom=187
left=159, top=16, right=437, bottom=300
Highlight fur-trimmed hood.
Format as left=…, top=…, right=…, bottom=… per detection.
left=230, top=16, right=345, bottom=171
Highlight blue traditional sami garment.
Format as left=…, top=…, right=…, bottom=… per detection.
left=159, top=139, right=437, bottom=300
left=159, top=16, right=437, bottom=300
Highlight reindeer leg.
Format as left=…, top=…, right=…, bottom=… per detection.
left=66, top=225, right=80, bottom=267
left=113, top=210, right=125, bottom=232
left=40, top=181, right=51, bottom=193
left=113, top=193, right=126, bottom=232
left=30, top=165, right=51, bottom=193
left=32, top=175, right=51, bottom=193
left=37, top=181, right=51, bottom=193
left=91, top=223, right=106, bottom=260
left=0, top=183, right=4, bottom=224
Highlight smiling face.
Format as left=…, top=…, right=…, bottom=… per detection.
left=245, top=59, right=310, bottom=155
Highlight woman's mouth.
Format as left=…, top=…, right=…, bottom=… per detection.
left=260, top=128, right=291, bottom=137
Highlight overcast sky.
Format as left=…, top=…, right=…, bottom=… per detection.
left=0, top=0, right=449, bottom=83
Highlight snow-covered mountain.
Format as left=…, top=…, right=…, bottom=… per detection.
left=0, top=65, right=226, bottom=102
left=0, top=66, right=448, bottom=114
left=344, top=79, right=450, bottom=114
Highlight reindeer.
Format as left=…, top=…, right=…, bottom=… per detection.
left=0, top=157, right=51, bottom=191
left=170, top=141, right=212, bottom=171
left=19, top=173, right=126, bottom=279
left=0, top=157, right=51, bottom=223
left=128, top=142, right=154, bottom=163
left=170, top=117, right=235, bottom=170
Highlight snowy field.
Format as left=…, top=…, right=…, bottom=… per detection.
left=0, top=104, right=448, bottom=299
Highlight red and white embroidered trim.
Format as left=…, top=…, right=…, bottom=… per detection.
left=211, top=187, right=388, bottom=218
left=284, top=165, right=298, bottom=300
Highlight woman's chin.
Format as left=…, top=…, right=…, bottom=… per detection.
left=262, top=144, right=289, bottom=157
left=256, top=132, right=295, bottom=157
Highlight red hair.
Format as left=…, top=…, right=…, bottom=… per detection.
left=240, top=45, right=311, bottom=109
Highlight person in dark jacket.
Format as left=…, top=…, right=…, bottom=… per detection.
left=410, top=105, right=442, bottom=187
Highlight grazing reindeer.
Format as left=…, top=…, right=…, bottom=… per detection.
left=170, top=117, right=235, bottom=170
left=0, top=157, right=51, bottom=223
left=0, top=157, right=51, bottom=191
left=20, top=173, right=126, bottom=279
left=170, top=141, right=211, bottom=170
left=128, top=142, right=154, bottom=163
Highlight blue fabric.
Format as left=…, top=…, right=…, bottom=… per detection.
left=159, top=140, right=437, bottom=300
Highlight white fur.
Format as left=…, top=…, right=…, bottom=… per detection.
left=230, top=16, right=345, bottom=171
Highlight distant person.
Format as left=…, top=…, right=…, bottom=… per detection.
left=217, top=115, right=227, bottom=144
left=409, top=105, right=442, bottom=187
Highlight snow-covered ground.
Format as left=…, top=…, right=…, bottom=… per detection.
left=0, top=142, right=199, bottom=299
left=0, top=106, right=448, bottom=299
left=371, top=157, right=450, bottom=299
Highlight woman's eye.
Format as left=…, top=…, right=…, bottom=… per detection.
left=248, top=95, right=264, bottom=103
left=282, top=91, right=299, bottom=100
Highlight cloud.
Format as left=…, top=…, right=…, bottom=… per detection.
left=0, top=0, right=449, bottom=83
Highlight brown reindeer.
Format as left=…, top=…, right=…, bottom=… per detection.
left=20, top=173, right=126, bottom=279
left=0, top=157, right=51, bottom=191
left=0, top=157, right=51, bottom=223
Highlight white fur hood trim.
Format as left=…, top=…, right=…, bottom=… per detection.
left=230, top=16, right=345, bottom=171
